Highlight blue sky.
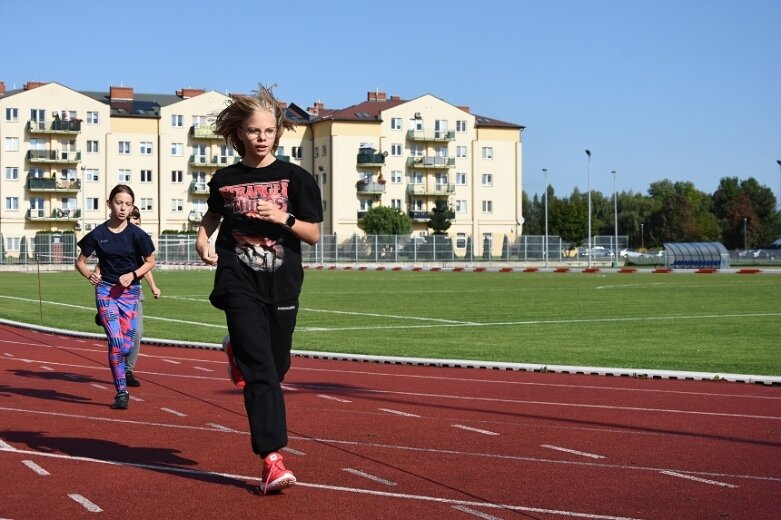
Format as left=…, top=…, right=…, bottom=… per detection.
left=3, top=0, right=780, bottom=201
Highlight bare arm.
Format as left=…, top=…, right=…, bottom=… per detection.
left=253, top=199, right=321, bottom=246
left=75, top=254, right=101, bottom=286
left=143, top=270, right=161, bottom=299
left=196, top=210, right=222, bottom=265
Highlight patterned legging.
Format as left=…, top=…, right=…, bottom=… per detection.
left=95, top=282, right=141, bottom=392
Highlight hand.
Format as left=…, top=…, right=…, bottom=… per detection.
left=88, top=271, right=102, bottom=286
left=152, top=287, right=162, bottom=299
left=248, top=199, right=284, bottom=224
left=118, top=272, right=135, bottom=287
left=196, top=242, right=218, bottom=266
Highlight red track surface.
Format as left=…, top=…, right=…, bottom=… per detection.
left=1, top=323, right=779, bottom=519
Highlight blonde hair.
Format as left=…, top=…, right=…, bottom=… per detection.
left=213, top=84, right=294, bottom=157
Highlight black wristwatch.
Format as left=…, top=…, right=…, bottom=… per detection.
left=284, top=213, right=296, bottom=228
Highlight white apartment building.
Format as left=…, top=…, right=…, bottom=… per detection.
left=0, top=81, right=524, bottom=259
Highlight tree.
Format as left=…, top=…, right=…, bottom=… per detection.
left=359, top=206, right=412, bottom=235
left=427, top=198, right=452, bottom=235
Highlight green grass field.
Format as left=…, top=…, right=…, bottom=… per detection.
left=1, top=269, right=780, bottom=375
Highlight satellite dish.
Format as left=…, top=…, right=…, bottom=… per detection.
left=382, top=151, right=388, bottom=157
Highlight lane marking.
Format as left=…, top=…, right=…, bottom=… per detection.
left=452, top=424, right=500, bottom=436
left=162, top=359, right=181, bottom=365
left=129, top=395, right=144, bottom=402
left=379, top=408, right=420, bottom=418
left=207, top=423, right=237, bottom=433
left=90, top=383, right=108, bottom=390
left=660, top=470, right=738, bottom=488
left=281, top=384, right=298, bottom=391
left=193, top=366, right=213, bottom=372
left=452, top=505, right=503, bottom=520
left=0, top=439, right=15, bottom=450
left=41, top=365, right=54, bottom=371
left=541, top=445, right=605, bottom=459
left=281, top=447, right=306, bottom=456
left=317, top=394, right=352, bottom=403
left=160, top=407, right=187, bottom=417
left=342, top=468, right=397, bottom=486
left=22, top=459, right=50, bottom=476
left=68, top=494, right=102, bottom=513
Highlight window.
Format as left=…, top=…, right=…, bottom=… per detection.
left=456, top=200, right=467, bottom=213
left=481, top=147, right=493, bottom=159
left=292, top=146, right=303, bottom=159
left=391, top=199, right=402, bottom=210
left=436, top=146, right=448, bottom=158
left=29, top=197, right=45, bottom=218
left=410, top=144, right=423, bottom=157
left=435, top=173, right=448, bottom=187
left=171, top=143, right=184, bottom=156
left=482, top=173, right=493, bottom=186
left=391, top=117, right=402, bottom=130
left=140, top=169, right=152, bottom=183
left=456, top=146, right=467, bottom=158
left=87, top=140, right=99, bottom=153
left=87, top=198, right=100, bottom=211
left=5, top=108, right=18, bottom=122
left=30, top=109, right=45, bottom=123
left=85, top=169, right=99, bottom=182
left=6, top=237, right=21, bottom=251
left=171, top=114, right=183, bottom=127
left=359, top=199, right=373, bottom=211
left=86, top=111, right=99, bottom=124
left=140, top=142, right=153, bottom=155
left=321, top=173, right=327, bottom=184
left=482, top=200, right=493, bottom=213
left=391, top=143, right=402, bottom=156
left=321, top=145, right=327, bottom=157
left=456, top=172, right=467, bottom=186
left=219, top=145, right=235, bottom=164
left=29, top=168, right=45, bottom=178
left=118, top=169, right=131, bottom=183
left=171, top=170, right=183, bottom=183
left=391, top=170, right=402, bottom=183
left=172, top=199, right=184, bottom=212
left=410, top=171, right=423, bottom=184
left=118, top=141, right=130, bottom=154
left=140, top=198, right=153, bottom=211
left=4, top=137, right=19, bottom=151
left=456, top=233, right=467, bottom=248
left=5, top=167, right=19, bottom=181
left=456, top=120, right=467, bottom=132
left=5, top=197, right=19, bottom=210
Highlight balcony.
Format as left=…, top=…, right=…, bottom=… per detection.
left=26, top=149, right=81, bottom=165
left=406, top=183, right=456, bottom=196
left=27, top=119, right=82, bottom=135
left=406, top=129, right=455, bottom=142
left=27, top=176, right=81, bottom=193
left=26, top=208, right=81, bottom=221
left=356, top=181, right=386, bottom=195
left=189, top=125, right=222, bottom=140
left=189, top=181, right=209, bottom=195
left=406, top=156, right=455, bottom=169
left=357, top=152, right=385, bottom=167
left=408, top=211, right=430, bottom=221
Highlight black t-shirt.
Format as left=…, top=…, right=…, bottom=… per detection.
left=77, top=222, right=156, bottom=285
left=206, top=160, right=323, bottom=306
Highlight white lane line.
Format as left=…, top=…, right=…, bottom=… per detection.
left=541, top=444, right=606, bottom=459
left=162, top=359, right=181, bottom=365
left=41, top=365, right=54, bottom=371
left=281, top=447, right=306, bottom=456
left=342, top=468, right=397, bottom=486
left=68, top=493, right=103, bottom=512
left=129, top=395, right=144, bottom=402
left=22, top=459, right=50, bottom=476
left=452, top=424, right=500, bottom=436
left=160, top=407, right=187, bottom=417
left=3, top=353, right=13, bottom=357
left=379, top=408, right=420, bottom=418
left=660, top=470, right=738, bottom=488
left=0, top=439, right=16, bottom=450
left=207, top=423, right=237, bottom=433
left=281, top=384, right=298, bottom=391
left=317, top=394, right=352, bottom=403
left=193, top=366, right=213, bottom=372
left=90, top=383, right=108, bottom=390
left=452, top=505, right=503, bottom=520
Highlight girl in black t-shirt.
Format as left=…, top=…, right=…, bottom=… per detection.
left=75, top=184, right=156, bottom=410
left=196, top=86, right=322, bottom=495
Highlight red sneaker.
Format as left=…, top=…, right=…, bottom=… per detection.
left=259, top=452, right=296, bottom=495
left=222, top=336, right=245, bottom=389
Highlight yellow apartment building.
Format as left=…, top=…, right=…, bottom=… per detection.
left=0, top=81, right=524, bottom=259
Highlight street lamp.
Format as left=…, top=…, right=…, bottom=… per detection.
left=641, top=223, right=645, bottom=249
left=743, top=217, right=748, bottom=251
left=612, top=170, right=618, bottom=265
left=542, top=168, right=549, bottom=269
left=585, top=149, right=592, bottom=268
left=776, top=160, right=781, bottom=211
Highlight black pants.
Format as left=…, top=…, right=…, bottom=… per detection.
left=223, top=295, right=298, bottom=456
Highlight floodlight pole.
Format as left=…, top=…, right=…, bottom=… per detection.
left=776, top=160, right=781, bottom=211
left=612, top=170, right=618, bottom=266
left=585, top=149, right=592, bottom=268
left=743, top=217, right=748, bottom=250
left=542, top=168, right=549, bottom=269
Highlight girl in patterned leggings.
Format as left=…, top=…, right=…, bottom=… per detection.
left=75, top=184, right=156, bottom=409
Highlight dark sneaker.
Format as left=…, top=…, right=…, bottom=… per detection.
left=258, top=452, right=296, bottom=495
left=126, top=371, right=141, bottom=387
left=222, top=336, right=245, bottom=389
left=111, top=390, right=129, bottom=410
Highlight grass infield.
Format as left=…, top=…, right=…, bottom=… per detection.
left=1, top=269, right=779, bottom=376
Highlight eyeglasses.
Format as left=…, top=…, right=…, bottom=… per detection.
left=241, top=127, right=277, bottom=140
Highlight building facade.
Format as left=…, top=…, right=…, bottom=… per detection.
left=0, top=81, right=524, bottom=259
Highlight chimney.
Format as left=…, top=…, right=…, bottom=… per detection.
left=278, top=101, right=288, bottom=110
left=24, top=81, right=47, bottom=91
left=110, top=86, right=134, bottom=100
left=307, top=101, right=325, bottom=116
left=457, top=105, right=471, bottom=114
left=176, top=88, right=205, bottom=99
left=390, top=95, right=400, bottom=101
left=0, top=81, right=5, bottom=96
left=367, top=91, right=387, bottom=102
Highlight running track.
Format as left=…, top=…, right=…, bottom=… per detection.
left=0, top=324, right=779, bottom=519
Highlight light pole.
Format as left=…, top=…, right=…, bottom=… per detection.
left=542, top=168, right=549, bottom=269
left=585, top=149, right=592, bottom=268
left=641, top=223, right=644, bottom=249
left=612, top=170, right=618, bottom=266
left=776, top=160, right=781, bottom=211
left=743, top=217, right=748, bottom=251
left=80, top=165, right=86, bottom=236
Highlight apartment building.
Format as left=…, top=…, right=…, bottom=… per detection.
left=0, top=81, right=523, bottom=258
